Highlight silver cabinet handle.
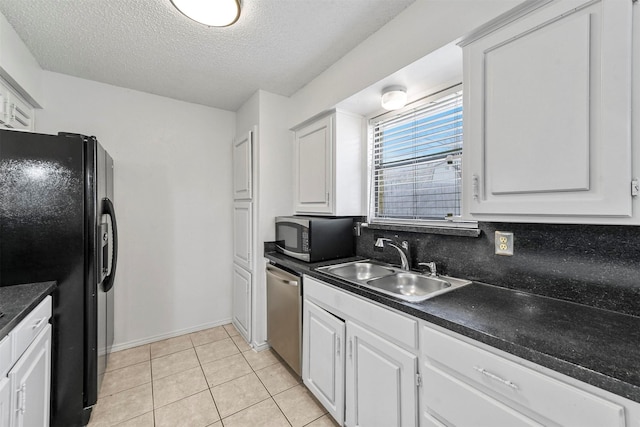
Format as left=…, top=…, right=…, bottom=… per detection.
left=32, top=317, right=47, bottom=330
left=16, top=383, right=26, bottom=414
left=21, top=383, right=26, bottom=414
left=473, top=366, right=519, bottom=390
left=336, top=336, right=341, bottom=356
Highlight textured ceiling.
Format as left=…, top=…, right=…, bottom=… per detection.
left=0, top=0, right=415, bottom=111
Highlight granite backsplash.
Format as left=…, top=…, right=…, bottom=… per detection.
left=356, top=222, right=640, bottom=318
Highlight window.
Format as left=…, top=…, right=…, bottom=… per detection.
left=369, top=87, right=469, bottom=227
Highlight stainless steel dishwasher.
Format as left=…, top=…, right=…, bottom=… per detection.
left=266, top=263, right=301, bottom=376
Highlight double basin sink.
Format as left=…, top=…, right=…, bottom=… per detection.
left=316, top=260, right=472, bottom=302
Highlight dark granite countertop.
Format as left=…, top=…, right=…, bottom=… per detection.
left=265, top=251, right=640, bottom=403
left=0, top=282, right=56, bottom=340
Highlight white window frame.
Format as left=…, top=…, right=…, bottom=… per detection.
left=367, top=84, right=477, bottom=230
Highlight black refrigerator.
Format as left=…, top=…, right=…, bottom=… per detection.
left=0, top=129, right=118, bottom=426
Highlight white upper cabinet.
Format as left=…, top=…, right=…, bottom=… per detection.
left=0, top=78, right=34, bottom=131
left=461, top=0, right=634, bottom=224
left=0, top=12, right=43, bottom=108
left=293, top=110, right=363, bottom=216
left=233, top=131, right=253, bottom=200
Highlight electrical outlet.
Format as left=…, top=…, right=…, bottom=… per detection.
left=495, top=231, right=514, bottom=256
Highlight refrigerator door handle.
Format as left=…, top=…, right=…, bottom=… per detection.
left=102, top=197, right=118, bottom=292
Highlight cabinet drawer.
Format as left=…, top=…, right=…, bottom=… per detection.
left=422, top=325, right=625, bottom=427
left=305, top=276, right=417, bottom=350
left=12, top=296, right=51, bottom=362
left=0, top=335, right=11, bottom=377
left=423, top=364, right=542, bottom=427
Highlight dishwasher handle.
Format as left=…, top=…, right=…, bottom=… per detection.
left=266, top=265, right=299, bottom=287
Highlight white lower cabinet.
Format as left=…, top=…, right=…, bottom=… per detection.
left=346, top=321, right=417, bottom=427
left=302, top=276, right=419, bottom=427
left=421, top=323, right=636, bottom=427
left=8, top=325, right=51, bottom=427
left=0, top=296, right=52, bottom=427
left=303, top=300, right=345, bottom=424
left=422, top=364, right=542, bottom=427
left=232, top=265, right=252, bottom=340
left=303, top=276, right=640, bottom=427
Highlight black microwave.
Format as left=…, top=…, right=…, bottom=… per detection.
left=275, top=216, right=354, bottom=262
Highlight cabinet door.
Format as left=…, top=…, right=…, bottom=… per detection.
left=302, top=300, right=345, bottom=425
left=233, top=202, right=252, bottom=270
left=0, top=79, right=34, bottom=131
left=232, top=265, right=251, bottom=341
left=233, top=131, right=253, bottom=200
left=345, top=321, right=418, bottom=427
left=463, top=0, right=633, bottom=222
left=0, top=377, right=10, bottom=427
left=9, top=324, right=51, bottom=427
left=294, top=115, right=333, bottom=214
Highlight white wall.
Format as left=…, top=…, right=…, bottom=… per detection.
left=236, top=91, right=259, bottom=138
left=289, top=0, right=521, bottom=126
left=36, top=71, right=236, bottom=349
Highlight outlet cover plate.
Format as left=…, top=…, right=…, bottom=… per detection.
left=495, top=231, right=514, bottom=256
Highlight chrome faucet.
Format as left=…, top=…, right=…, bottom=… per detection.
left=418, top=262, right=437, bottom=277
left=375, top=238, right=410, bottom=270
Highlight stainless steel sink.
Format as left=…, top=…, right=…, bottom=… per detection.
left=324, top=262, right=396, bottom=281
left=367, top=273, right=451, bottom=298
left=316, top=260, right=471, bottom=302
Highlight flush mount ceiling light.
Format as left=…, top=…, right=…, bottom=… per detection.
left=171, top=0, right=241, bottom=27
left=381, top=86, right=407, bottom=111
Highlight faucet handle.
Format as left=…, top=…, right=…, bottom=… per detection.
left=418, top=262, right=437, bottom=276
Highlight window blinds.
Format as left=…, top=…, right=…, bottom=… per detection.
left=369, top=90, right=463, bottom=222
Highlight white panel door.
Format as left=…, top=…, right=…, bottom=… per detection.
left=463, top=0, right=633, bottom=221
left=9, top=325, right=51, bottom=427
left=233, top=131, right=252, bottom=200
left=232, top=265, right=251, bottom=341
left=345, top=321, right=418, bottom=427
left=302, top=300, right=345, bottom=425
left=486, top=13, right=590, bottom=195
left=233, top=202, right=252, bottom=271
left=294, top=115, right=333, bottom=214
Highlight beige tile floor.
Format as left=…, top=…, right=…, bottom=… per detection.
left=88, top=323, right=339, bottom=427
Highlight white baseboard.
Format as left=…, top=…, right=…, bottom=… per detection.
left=252, top=340, right=270, bottom=352
left=110, top=318, right=233, bottom=352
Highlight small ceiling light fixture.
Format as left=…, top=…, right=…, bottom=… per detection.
left=381, top=86, right=407, bottom=111
left=171, top=0, right=241, bottom=27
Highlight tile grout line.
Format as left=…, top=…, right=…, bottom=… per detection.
left=210, top=331, right=285, bottom=423
left=100, top=359, right=152, bottom=398
left=218, top=396, right=275, bottom=424
left=248, top=352, right=296, bottom=427
left=99, top=325, right=273, bottom=427
left=149, top=346, right=156, bottom=427
left=192, top=331, right=226, bottom=426
left=150, top=336, right=208, bottom=414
